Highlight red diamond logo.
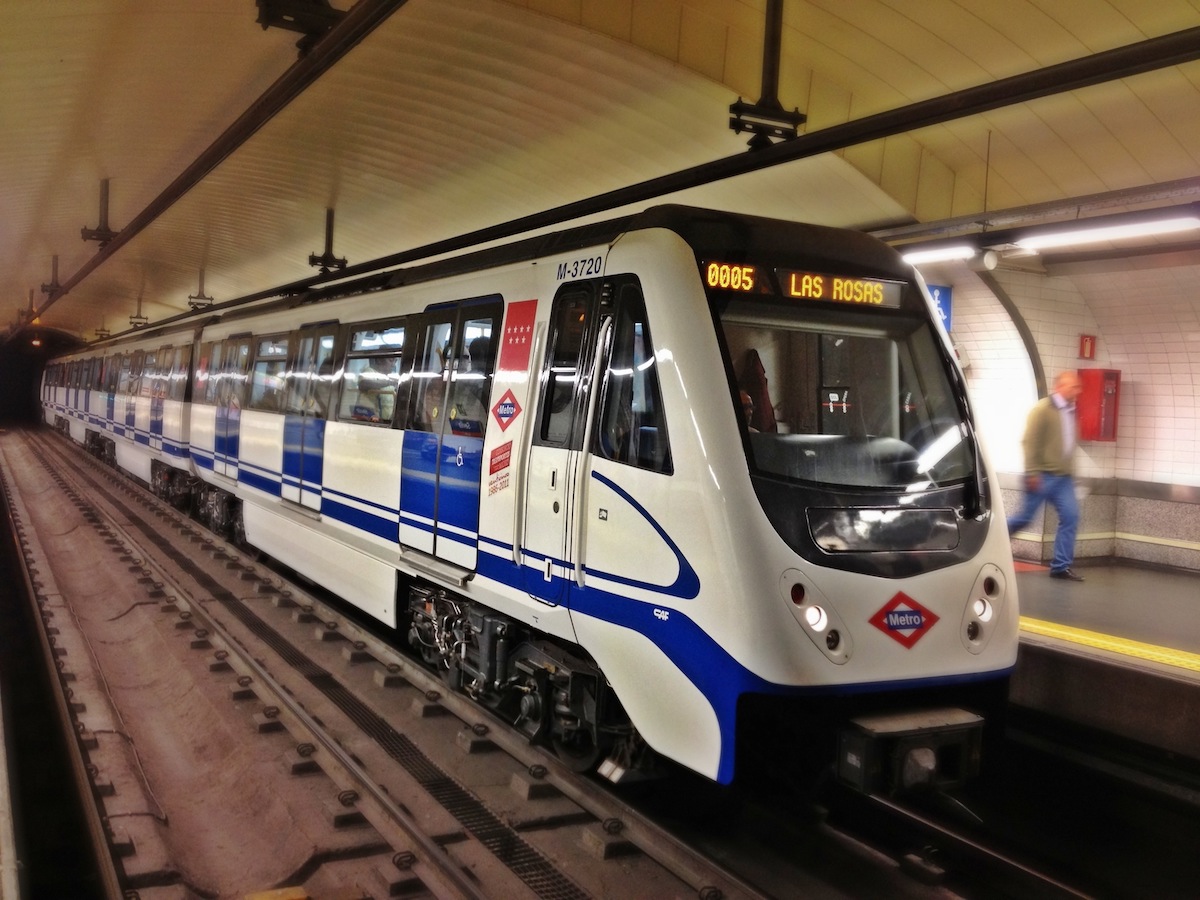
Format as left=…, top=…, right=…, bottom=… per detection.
left=868, top=591, right=940, bottom=649
left=492, top=389, right=521, bottom=432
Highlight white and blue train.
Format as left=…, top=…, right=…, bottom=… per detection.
left=41, top=206, right=1019, bottom=786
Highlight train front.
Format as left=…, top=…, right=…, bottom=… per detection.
left=682, top=213, right=1019, bottom=791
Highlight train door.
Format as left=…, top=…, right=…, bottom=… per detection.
left=84, top=357, right=100, bottom=430
left=146, top=348, right=165, bottom=452
left=521, top=283, right=607, bottom=603
left=399, top=298, right=500, bottom=567
left=74, top=359, right=87, bottom=425
left=214, top=337, right=251, bottom=478
left=166, top=343, right=192, bottom=454
left=67, top=360, right=79, bottom=415
left=281, top=325, right=337, bottom=511
left=570, top=279, right=675, bottom=600
left=104, top=354, right=119, bottom=432
left=117, top=352, right=138, bottom=440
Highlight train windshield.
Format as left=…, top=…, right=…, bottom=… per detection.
left=718, top=297, right=973, bottom=490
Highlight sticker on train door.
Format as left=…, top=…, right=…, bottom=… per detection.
left=492, top=389, right=521, bottom=431
left=497, top=299, right=538, bottom=377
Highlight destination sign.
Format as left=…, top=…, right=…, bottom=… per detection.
left=779, top=269, right=903, bottom=308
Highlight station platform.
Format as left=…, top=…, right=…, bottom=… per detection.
left=1010, top=559, right=1200, bottom=766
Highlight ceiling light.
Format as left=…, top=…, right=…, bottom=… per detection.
left=1016, top=216, right=1200, bottom=251
left=901, top=245, right=977, bottom=265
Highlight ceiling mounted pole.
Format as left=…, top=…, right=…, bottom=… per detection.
left=309, top=208, right=348, bottom=274
left=729, top=0, right=805, bottom=148
left=81, top=178, right=119, bottom=247
left=40, top=255, right=61, bottom=295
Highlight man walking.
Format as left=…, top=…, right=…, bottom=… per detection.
left=1008, top=370, right=1085, bottom=581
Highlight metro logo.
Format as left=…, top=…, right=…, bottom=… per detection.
left=492, top=389, right=522, bottom=432
left=868, top=591, right=940, bottom=649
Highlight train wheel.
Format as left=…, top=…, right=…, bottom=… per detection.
left=230, top=501, right=248, bottom=548
left=151, top=464, right=170, bottom=501
left=552, top=729, right=603, bottom=773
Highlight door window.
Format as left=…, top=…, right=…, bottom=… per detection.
left=537, top=286, right=598, bottom=448
left=248, top=335, right=290, bottom=411
left=286, top=329, right=338, bottom=416
left=406, top=320, right=454, bottom=433
left=594, top=281, right=672, bottom=474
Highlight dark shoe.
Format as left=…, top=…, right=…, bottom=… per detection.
left=1049, top=568, right=1085, bottom=582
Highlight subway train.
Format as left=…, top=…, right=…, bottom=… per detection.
left=40, top=206, right=1019, bottom=787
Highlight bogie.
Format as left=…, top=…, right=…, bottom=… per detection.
left=405, top=584, right=637, bottom=775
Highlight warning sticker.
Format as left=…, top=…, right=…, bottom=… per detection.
left=490, top=441, right=512, bottom=475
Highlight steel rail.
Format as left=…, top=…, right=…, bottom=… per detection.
left=0, top=451, right=126, bottom=899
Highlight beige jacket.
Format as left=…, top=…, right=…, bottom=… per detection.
left=1022, top=395, right=1076, bottom=476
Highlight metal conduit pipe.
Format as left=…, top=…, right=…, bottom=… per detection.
left=32, top=0, right=411, bottom=320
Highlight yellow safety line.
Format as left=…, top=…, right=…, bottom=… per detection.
left=1021, top=616, right=1200, bottom=674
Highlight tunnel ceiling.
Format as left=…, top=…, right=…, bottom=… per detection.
left=3, top=0, right=1200, bottom=342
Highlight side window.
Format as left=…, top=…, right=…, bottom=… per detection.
left=207, top=342, right=225, bottom=405
left=116, top=354, right=134, bottom=395
left=196, top=342, right=214, bottom=404
left=339, top=323, right=406, bottom=424
left=129, top=351, right=147, bottom=397
left=248, top=335, right=290, bottom=411
left=203, top=340, right=248, bottom=408
left=225, top=340, right=252, bottom=408
left=170, top=345, right=193, bottom=402
left=154, top=346, right=174, bottom=399
left=140, top=351, right=159, bottom=398
left=595, top=282, right=672, bottom=475
left=537, top=286, right=597, bottom=448
left=101, top=355, right=118, bottom=392
left=286, top=328, right=338, bottom=417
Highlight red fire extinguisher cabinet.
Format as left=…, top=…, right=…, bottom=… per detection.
left=1077, top=368, right=1120, bottom=442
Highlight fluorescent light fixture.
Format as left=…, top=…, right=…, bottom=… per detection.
left=1016, top=215, right=1200, bottom=251
left=901, top=244, right=977, bottom=265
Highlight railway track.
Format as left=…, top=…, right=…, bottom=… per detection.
left=2, top=426, right=766, bottom=898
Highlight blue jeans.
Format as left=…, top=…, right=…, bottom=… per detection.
left=1008, top=473, right=1079, bottom=573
